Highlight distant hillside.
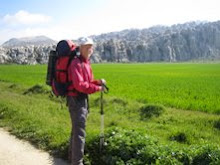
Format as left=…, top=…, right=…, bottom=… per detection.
left=0, top=21, right=220, bottom=64
left=1, top=36, right=57, bottom=47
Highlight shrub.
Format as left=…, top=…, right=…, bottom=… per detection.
left=169, top=132, right=188, bottom=143
left=191, top=145, right=220, bottom=165
left=85, top=128, right=220, bottom=164
left=140, top=104, right=165, bottom=120
left=85, top=127, right=185, bottom=165
left=214, top=120, right=220, bottom=130
left=110, top=98, right=127, bottom=107
left=92, top=97, right=107, bottom=107
left=8, top=84, right=17, bottom=89
left=23, top=84, right=49, bottom=95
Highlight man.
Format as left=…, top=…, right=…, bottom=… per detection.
left=66, top=37, right=105, bottom=165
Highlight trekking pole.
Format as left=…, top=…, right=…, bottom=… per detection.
left=100, top=84, right=109, bottom=152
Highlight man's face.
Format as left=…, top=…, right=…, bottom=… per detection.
left=80, top=44, right=93, bottom=59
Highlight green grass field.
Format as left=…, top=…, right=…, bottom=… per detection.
left=0, top=63, right=220, bottom=113
left=0, top=63, right=220, bottom=164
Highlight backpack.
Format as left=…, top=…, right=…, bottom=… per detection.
left=46, top=40, right=80, bottom=97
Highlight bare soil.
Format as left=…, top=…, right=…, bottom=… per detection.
left=0, top=128, right=69, bottom=165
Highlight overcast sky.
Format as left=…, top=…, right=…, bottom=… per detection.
left=0, top=0, right=219, bottom=44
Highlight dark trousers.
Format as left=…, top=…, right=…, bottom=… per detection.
left=67, top=95, right=88, bottom=165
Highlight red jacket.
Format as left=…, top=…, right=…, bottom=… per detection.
left=67, top=56, right=101, bottom=96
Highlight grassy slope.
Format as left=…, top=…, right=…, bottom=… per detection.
left=0, top=82, right=220, bottom=147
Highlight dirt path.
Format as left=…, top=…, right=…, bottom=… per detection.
left=0, top=128, right=69, bottom=165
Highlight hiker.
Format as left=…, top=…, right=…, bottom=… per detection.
left=66, top=37, right=106, bottom=165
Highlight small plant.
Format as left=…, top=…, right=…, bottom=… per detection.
left=108, top=121, right=118, bottom=127
left=110, top=98, right=127, bottom=106
left=191, top=145, right=220, bottom=165
left=169, top=132, right=188, bottom=143
left=86, top=127, right=160, bottom=165
left=8, top=84, right=17, bottom=89
left=92, top=97, right=107, bottom=107
left=140, top=104, right=165, bottom=120
left=214, top=120, right=220, bottom=130
left=23, top=84, right=49, bottom=95
left=86, top=128, right=192, bottom=164
left=0, top=105, right=9, bottom=119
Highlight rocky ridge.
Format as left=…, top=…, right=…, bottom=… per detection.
left=0, top=21, right=220, bottom=64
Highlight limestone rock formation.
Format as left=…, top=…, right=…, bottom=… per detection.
left=0, top=21, right=220, bottom=64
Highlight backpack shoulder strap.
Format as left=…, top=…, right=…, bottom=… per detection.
left=66, top=56, right=84, bottom=83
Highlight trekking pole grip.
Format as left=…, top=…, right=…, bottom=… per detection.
left=103, top=84, right=109, bottom=94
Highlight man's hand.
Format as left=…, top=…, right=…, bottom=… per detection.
left=99, top=85, right=106, bottom=91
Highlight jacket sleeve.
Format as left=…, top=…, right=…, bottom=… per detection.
left=91, top=80, right=101, bottom=85
left=69, top=60, right=101, bottom=94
